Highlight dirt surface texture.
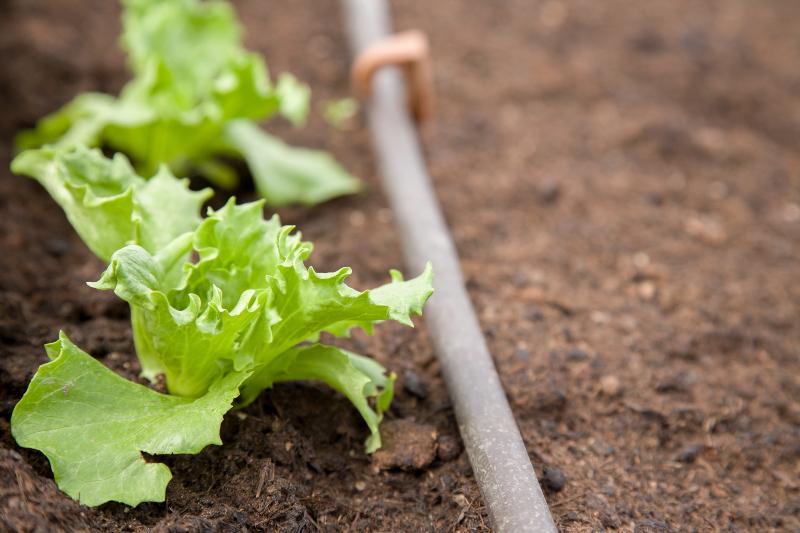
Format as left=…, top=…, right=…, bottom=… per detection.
left=1, top=0, right=799, bottom=532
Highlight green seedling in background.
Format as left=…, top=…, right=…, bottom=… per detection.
left=324, top=97, right=359, bottom=130
left=16, top=0, right=360, bottom=206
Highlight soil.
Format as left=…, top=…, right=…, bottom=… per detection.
left=1, top=0, right=799, bottom=532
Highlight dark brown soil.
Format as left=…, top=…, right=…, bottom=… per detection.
left=2, top=0, right=799, bottom=532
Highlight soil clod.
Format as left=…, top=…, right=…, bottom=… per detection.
left=436, top=435, right=462, bottom=462
left=541, top=465, right=566, bottom=492
left=372, top=419, right=437, bottom=471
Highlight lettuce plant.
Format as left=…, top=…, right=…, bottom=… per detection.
left=11, top=148, right=434, bottom=507
left=17, top=0, right=359, bottom=206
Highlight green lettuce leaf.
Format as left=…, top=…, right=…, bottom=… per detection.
left=11, top=332, right=250, bottom=507
left=91, top=198, right=431, bottom=414
left=222, top=120, right=361, bottom=206
left=89, top=243, right=265, bottom=395
left=11, top=146, right=210, bottom=261
left=322, top=263, right=435, bottom=337
left=15, top=0, right=357, bottom=205
left=91, top=199, right=431, bottom=395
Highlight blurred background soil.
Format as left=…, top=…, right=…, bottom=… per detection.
left=1, top=0, right=798, bottom=531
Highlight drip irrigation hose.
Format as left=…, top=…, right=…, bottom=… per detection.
left=340, top=1, right=557, bottom=531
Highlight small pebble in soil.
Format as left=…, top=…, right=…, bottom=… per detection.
left=525, top=305, right=544, bottom=321
left=541, top=465, right=566, bottom=492
left=535, top=179, right=561, bottom=204
left=634, top=519, right=673, bottom=533
left=402, top=369, right=428, bottom=399
left=600, top=374, right=622, bottom=397
left=514, top=347, right=531, bottom=360
left=354, top=480, right=366, bottom=492
left=674, top=443, right=706, bottom=463
left=638, top=281, right=657, bottom=300
left=436, top=435, right=462, bottom=462
left=566, top=347, right=589, bottom=361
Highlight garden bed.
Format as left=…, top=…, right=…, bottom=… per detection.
left=2, top=0, right=799, bottom=531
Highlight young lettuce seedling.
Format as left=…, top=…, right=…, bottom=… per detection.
left=16, top=0, right=360, bottom=206
left=10, top=151, right=433, bottom=507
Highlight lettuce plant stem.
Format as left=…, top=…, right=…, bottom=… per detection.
left=341, top=1, right=557, bottom=531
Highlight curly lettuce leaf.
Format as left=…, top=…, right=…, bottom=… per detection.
left=223, top=120, right=361, bottom=206
left=89, top=243, right=266, bottom=396
left=90, top=199, right=431, bottom=423
left=250, top=262, right=431, bottom=366
left=323, top=263, right=435, bottom=337
left=235, top=261, right=430, bottom=407
left=183, top=199, right=311, bottom=306
left=10, top=333, right=250, bottom=507
left=11, top=146, right=210, bottom=261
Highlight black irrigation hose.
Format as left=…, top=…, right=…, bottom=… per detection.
left=340, top=1, right=557, bottom=531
